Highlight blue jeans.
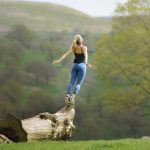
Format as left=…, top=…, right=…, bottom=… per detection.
left=67, top=63, right=86, bottom=94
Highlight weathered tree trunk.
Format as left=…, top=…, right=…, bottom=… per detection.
left=0, top=134, right=13, bottom=144
left=0, top=105, right=75, bottom=143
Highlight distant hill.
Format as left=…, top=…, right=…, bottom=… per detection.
left=96, top=16, right=112, bottom=21
left=0, top=1, right=111, bottom=33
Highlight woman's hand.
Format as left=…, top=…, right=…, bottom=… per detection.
left=86, top=63, right=92, bottom=68
left=52, top=60, right=61, bottom=64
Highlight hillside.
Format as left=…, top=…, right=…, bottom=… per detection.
left=0, top=1, right=111, bottom=33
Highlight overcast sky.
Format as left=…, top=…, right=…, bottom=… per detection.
left=12, top=0, right=128, bottom=16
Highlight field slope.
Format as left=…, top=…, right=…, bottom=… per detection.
left=0, top=0, right=111, bottom=33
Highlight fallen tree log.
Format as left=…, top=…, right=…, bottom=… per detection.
left=0, top=105, right=75, bottom=143
left=0, top=134, right=13, bottom=144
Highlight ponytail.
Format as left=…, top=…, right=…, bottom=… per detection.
left=72, top=39, right=77, bottom=49
left=71, top=35, right=83, bottom=52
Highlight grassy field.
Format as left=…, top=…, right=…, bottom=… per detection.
left=0, top=0, right=111, bottom=33
left=0, top=139, right=150, bottom=150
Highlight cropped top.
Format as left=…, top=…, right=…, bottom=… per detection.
left=73, top=46, right=85, bottom=63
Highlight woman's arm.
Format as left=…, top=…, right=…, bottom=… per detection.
left=52, top=48, right=73, bottom=64
left=82, top=46, right=92, bottom=67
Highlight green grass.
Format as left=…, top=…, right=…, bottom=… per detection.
left=0, top=139, right=150, bottom=150
left=0, top=1, right=111, bottom=33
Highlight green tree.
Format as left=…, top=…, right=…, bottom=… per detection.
left=25, top=61, right=51, bottom=83
left=0, top=37, right=23, bottom=66
left=6, top=24, right=36, bottom=48
left=94, top=0, right=150, bottom=115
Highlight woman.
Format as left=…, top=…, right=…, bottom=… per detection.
left=52, top=35, right=92, bottom=105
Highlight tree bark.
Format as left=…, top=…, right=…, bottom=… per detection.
left=0, top=134, right=13, bottom=144
left=0, top=105, right=75, bottom=143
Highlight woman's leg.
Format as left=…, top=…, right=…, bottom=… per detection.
left=74, top=63, right=86, bottom=94
left=66, top=64, right=78, bottom=94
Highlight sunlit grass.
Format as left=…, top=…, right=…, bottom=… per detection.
left=0, top=139, right=150, bottom=150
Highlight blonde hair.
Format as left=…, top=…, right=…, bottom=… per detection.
left=71, top=35, right=83, bottom=50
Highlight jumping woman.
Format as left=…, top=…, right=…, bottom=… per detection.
left=52, top=35, right=92, bottom=105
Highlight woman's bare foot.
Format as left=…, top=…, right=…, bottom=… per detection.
left=65, top=93, right=71, bottom=105
left=65, top=93, right=75, bottom=105
left=69, top=93, right=76, bottom=105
